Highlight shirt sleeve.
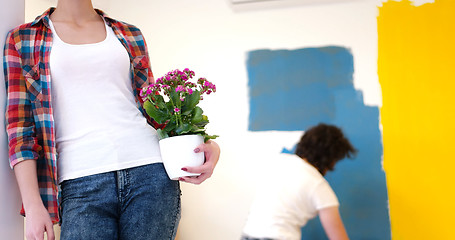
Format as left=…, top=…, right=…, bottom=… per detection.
left=311, top=179, right=340, bottom=211
left=131, top=28, right=165, bottom=130
left=3, top=30, right=41, bottom=168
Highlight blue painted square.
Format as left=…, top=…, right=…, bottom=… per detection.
left=248, top=47, right=353, bottom=131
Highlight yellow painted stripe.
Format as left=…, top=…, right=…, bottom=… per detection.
left=378, top=0, right=455, bottom=239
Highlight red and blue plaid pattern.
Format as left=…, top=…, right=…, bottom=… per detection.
left=3, top=8, right=155, bottom=223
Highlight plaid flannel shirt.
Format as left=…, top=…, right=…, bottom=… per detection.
left=3, top=8, right=157, bottom=223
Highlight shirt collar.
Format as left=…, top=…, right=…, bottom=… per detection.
left=31, top=7, right=116, bottom=28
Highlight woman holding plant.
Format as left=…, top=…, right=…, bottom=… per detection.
left=3, top=0, right=220, bottom=239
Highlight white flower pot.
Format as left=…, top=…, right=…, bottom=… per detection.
left=159, top=135, right=205, bottom=180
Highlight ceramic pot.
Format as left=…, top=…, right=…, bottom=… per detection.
left=159, top=135, right=204, bottom=180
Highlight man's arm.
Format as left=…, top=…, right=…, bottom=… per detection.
left=319, top=206, right=349, bottom=240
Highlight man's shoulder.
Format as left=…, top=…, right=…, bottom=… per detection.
left=278, top=153, right=323, bottom=179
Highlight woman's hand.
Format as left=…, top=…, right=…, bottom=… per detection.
left=14, top=160, right=55, bottom=240
left=179, top=140, right=220, bottom=184
left=25, top=205, right=55, bottom=240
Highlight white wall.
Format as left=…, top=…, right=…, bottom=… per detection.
left=25, top=0, right=382, bottom=239
left=1, top=0, right=25, bottom=239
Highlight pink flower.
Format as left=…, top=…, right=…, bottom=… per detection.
left=185, top=82, right=195, bottom=88
left=187, top=88, right=193, bottom=95
left=175, top=85, right=184, bottom=92
left=198, top=78, right=206, bottom=85
left=174, top=107, right=180, bottom=113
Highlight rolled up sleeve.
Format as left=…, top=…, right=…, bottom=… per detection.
left=3, top=30, right=41, bottom=168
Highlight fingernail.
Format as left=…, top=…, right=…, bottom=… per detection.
left=194, top=148, right=200, bottom=153
left=181, top=168, right=188, bottom=171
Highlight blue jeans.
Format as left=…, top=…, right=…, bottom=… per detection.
left=60, top=163, right=181, bottom=240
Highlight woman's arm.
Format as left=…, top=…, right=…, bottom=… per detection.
left=319, top=206, right=349, bottom=240
left=14, top=161, right=55, bottom=240
left=179, top=140, right=220, bottom=184
left=4, top=30, right=54, bottom=240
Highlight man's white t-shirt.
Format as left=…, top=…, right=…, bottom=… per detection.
left=49, top=19, right=162, bottom=183
left=243, top=153, right=339, bottom=240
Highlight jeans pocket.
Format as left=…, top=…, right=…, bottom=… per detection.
left=60, top=174, right=104, bottom=206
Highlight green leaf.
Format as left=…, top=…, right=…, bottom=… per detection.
left=143, top=101, right=169, bottom=124
left=182, top=90, right=200, bottom=115
left=204, top=134, right=219, bottom=142
left=191, top=106, right=204, bottom=123
left=175, top=123, right=192, bottom=135
left=152, top=94, right=166, bottom=109
left=163, top=120, right=176, bottom=132
left=194, top=119, right=209, bottom=128
left=165, top=101, right=175, bottom=112
left=169, top=90, right=181, bottom=107
left=191, top=125, right=206, bottom=133
left=156, top=129, right=169, bottom=140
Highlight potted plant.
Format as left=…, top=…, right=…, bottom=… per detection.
left=140, top=68, right=218, bottom=180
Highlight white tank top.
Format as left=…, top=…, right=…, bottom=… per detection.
left=49, top=19, right=162, bottom=183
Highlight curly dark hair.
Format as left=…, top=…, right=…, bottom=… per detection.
left=295, top=123, right=357, bottom=175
